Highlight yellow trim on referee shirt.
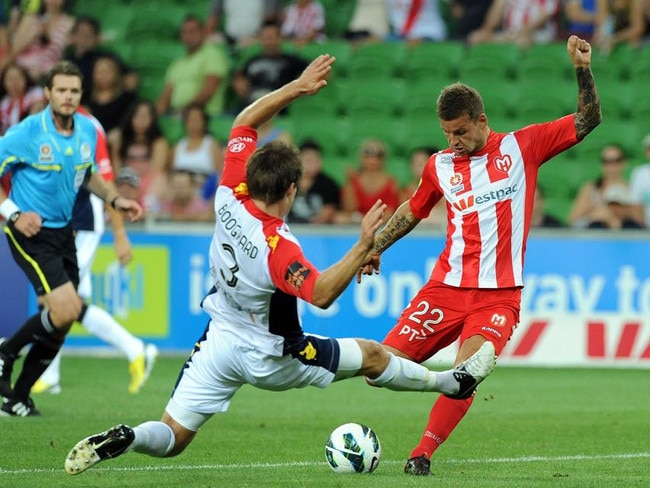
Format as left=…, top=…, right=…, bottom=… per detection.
left=3, top=226, right=51, bottom=294
left=0, top=155, right=18, bottom=175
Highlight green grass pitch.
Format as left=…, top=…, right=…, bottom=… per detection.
left=0, top=356, right=648, bottom=487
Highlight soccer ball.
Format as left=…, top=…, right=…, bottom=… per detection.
left=325, top=422, right=381, bottom=473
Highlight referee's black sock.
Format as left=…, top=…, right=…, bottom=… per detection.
left=13, top=333, right=64, bottom=401
left=0, top=309, right=58, bottom=358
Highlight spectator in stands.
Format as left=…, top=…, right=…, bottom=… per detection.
left=0, top=0, right=9, bottom=65
left=158, top=170, right=214, bottom=222
left=64, top=16, right=137, bottom=103
left=257, top=118, right=293, bottom=147
left=531, top=185, right=565, bottom=227
left=386, top=0, right=448, bottom=44
left=469, top=0, right=561, bottom=47
left=569, top=143, right=644, bottom=228
left=449, top=0, right=494, bottom=41
left=9, top=0, right=75, bottom=82
left=0, top=62, right=46, bottom=135
left=345, top=0, right=390, bottom=43
left=562, top=0, right=597, bottom=40
left=115, top=167, right=142, bottom=209
left=400, top=146, right=446, bottom=229
left=231, top=21, right=308, bottom=112
left=156, top=15, right=229, bottom=117
left=206, top=0, right=281, bottom=50
left=337, top=138, right=401, bottom=224
left=112, top=100, right=170, bottom=216
left=86, top=55, right=138, bottom=135
left=629, top=133, right=650, bottom=227
left=171, top=102, right=222, bottom=189
left=287, top=139, right=341, bottom=224
left=281, top=0, right=327, bottom=46
left=594, top=0, right=648, bottom=54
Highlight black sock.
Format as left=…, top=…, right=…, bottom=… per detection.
left=0, top=310, right=56, bottom=358
left=13, top=334, right=64, bottom=401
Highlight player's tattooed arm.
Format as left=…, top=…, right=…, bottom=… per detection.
left=574, top=67, right=602, bottom=139
left=374, top=201, right=420, bottom=254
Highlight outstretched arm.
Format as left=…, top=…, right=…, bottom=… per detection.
left=567, top=35, right=602, bottom=139
left=356, top=200, right=422, bottom=282
left=233, top=54, right=335, bottom=129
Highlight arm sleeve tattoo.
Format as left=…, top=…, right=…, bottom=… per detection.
left=574, top=67, right=602, bottom=139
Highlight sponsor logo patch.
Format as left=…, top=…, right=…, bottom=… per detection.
left=285, top=261, right=311, bottom=291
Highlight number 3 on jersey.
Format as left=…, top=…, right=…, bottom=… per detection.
left=220, top=243, right=239, bottom=287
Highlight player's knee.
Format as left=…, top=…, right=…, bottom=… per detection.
left=359, top=339, right=389, bottom=377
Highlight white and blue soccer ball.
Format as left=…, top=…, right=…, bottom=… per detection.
left=325, top=422, right=381, bottom=473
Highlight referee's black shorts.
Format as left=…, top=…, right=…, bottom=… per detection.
left=4, top=222, right=79, bottom=296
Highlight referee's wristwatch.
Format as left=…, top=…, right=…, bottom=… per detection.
left=9, top=211, right=21, bottom=223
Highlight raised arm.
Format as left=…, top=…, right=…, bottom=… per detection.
left=567, top=35, right=602, bottom=140
left=233, top=54, right=335, bottom=129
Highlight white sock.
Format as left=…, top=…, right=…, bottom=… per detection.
left=368, top=354, right=441, bottom=392
left=39, top=351, right=62, bottom=385
left=81, top=305, right=144, bottom=361
left=131, top=421, right=175, bottom=457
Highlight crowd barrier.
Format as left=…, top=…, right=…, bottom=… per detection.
left=2, top=224, right=649, bottom=368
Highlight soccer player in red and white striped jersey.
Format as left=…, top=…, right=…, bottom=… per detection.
left=358, top=35, right=602, bottom=476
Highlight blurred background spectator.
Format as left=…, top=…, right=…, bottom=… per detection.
left=594, top=0, right=647, bottom=54
left=10, top=0, right=75, bottom=83
left=115, top=167, right=142, bottom=209
left=281, top=0, right=327, bottom=47
left=287, top=139, right=341, bottom=224
left=568, top=144, right=644, bottom=229
left=386, top=0, right=448, bottom=44
left=156, top=15, right=229, bottom=117
left=64, top=16, right=138, bottom=103
left=345, top=0, right=390, bottom=43
left=171, top=102, right=222, bottom=186
left=206, top=0, right=281, bottom=51
left=469, top=0, right=561, bottom=47
left=449, top=0, right=494, bottom=41
left=86, top=55, right=138, bottom=136
left=230, top=20, right=308, bottom=114
left=112, top=100, right=170, bottom=215
left=0, top=62, right=45, bottom=135
left=562, top=0, right=597, bottom=40
left=629, top=134, right=650, bottom=228
left=338, top=138, right=400, bottom=225
left=159, top=170, right=214, bottom=222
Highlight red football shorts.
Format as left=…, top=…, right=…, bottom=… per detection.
left=382, top=281, right=521, bottom=363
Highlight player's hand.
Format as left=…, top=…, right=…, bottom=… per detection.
left=359, top=199, right=386, bottom=249
left=114, top=197, right=144, bottom=222
left=296, top=54, right=335, bottom=96
left=356, top=251, right=381, bottom=284
left=13, top=211, right=42, bottom=237
left=113, top=232, right=133, bottom=266
left=567, top=35, right=591, bottom=68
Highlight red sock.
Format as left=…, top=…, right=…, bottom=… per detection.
left=410, top=394, right=474, bottom=459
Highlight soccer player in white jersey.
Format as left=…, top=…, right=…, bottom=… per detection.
left=357, top=35, right=602, bottom=476
left=64, top=54, right=497, bottom=475
left=32, top=107, right=158, bottom=395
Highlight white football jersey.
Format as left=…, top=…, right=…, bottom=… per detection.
left=202, top=126, right=321, bottom=356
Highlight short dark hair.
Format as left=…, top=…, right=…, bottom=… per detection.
left=45, top=61, right=83, bottom=89
left=299, top=139, right=322, bottom=153
left=74, top=16, right=101, bottom=36
left=437, top=83, right=484, bottom=121
left=247, top=141, right=302, bottom=205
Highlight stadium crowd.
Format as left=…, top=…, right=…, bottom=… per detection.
left=0, top=0, right=649, bottom=227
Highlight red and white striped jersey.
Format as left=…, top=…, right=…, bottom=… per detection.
left=411, top=115, right=578, bottom=289
left=202, top=126, right=321, bottom=356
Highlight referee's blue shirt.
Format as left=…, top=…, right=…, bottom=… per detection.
left=0, top=106, right=98, bottom=228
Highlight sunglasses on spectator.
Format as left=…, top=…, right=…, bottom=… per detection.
left=601, top=156, right=624, bottom=163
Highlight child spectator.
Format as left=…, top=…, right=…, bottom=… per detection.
left=281, top=0, right=327, bottom=46
left=159, top=170, right=214, bottom=222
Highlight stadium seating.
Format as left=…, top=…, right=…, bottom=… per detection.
left=401, top=41, right=464, bottom=83
left=298, top=39, right=353, bottom=76
left=341, top=78, right=405, bottom=118
left=347, top=42, right=407, bottom=80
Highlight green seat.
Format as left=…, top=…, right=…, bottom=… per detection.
left=290, top=82, right=341, bottom=119
left=341, top=78, right=405, bottom=118
left=460, top=43, right=522, bottom=82
left=517, top=42, right=572, bottom=81
left=347, top=41, right=408, bottom=80
left=510, top=80, right=575, bottom=123
left=346, top=115, right=405, bottom=157
left=402, top=41, right=465, bottom=81
left=400, top=117, right=448, bottom=155
left=323, top=0, right=356, bottom=38
left=298, top=39, right=352, bottom=76
left=291, top=116, right=349, bottom=158
left=126, top=5, right=186, bottom=42
left=208, top=116, right=235, bottom=143
left=468, top=80, right=518, bottom=119
left=158, top=116, right=185, bottom=145
left=129, top=41, right=186, bottom=73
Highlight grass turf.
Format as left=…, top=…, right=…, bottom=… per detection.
left=0, top=356, right=648, bottom=487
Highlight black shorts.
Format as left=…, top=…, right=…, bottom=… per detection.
left=4, top=222, right=79, bottom=296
